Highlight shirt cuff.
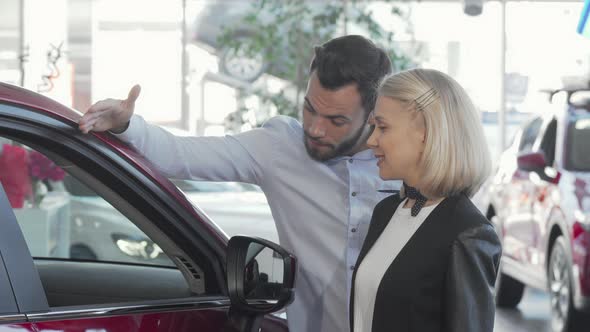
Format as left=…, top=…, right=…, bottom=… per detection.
left=111, top=114, right=143, bottom=142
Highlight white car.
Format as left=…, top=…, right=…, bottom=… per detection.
left=65, top=175, right=278, bottom=265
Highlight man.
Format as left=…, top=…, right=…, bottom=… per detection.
left=79, top=35, right=400, bottom=332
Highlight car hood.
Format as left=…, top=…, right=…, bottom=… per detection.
left=184, top=191, right=271, bottom=215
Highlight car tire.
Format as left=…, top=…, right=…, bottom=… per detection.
left=548, top=236, right=589, bottom=332
left=70, top=244, right=97, bottom=260
left=495, top=268, right=525, bottom=308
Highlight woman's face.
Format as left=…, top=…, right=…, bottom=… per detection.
left=367, top=96, right=426, bottom=184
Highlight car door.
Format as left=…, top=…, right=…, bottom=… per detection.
left=0, top=101, right=289, bottom=332
left=501, top=116, right=543, bottom=265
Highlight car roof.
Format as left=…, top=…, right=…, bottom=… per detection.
left=0, top=82, right=228, bottom=245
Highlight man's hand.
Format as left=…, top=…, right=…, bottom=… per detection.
left=78, top=85, right=141, bottom=134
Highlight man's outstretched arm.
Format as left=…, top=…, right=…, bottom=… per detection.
left=78, top=85, right=271, bottom=185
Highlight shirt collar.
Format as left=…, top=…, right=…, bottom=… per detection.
left=325, top=148, right=375, bottom=165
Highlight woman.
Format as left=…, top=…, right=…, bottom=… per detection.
left=351, top=68, right=502, bottom=332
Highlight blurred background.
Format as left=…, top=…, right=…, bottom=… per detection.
left=2, top=0, right=590, bottom=331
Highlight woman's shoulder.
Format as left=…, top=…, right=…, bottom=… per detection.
left=446, top=195, right=500, bottom=247
left=447, top=194, right=492, bottom=229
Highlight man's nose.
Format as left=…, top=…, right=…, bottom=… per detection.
left=308, top=118, right=326, bottom=137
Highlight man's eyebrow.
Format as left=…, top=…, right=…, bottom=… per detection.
left=304, top=98, right=317, bottom=113
left=304, top=97, right=352, bottom=121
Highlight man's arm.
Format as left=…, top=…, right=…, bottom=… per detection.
left=114, top=114, right=270, bottom=184
left=79, top=85, right=279, bottom=185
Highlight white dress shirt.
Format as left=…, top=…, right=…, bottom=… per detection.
left=116, top=114, right=400, bottom=332
left=354, top=199, right=441, bottom=332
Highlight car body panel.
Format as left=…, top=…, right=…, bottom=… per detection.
left=488, top=96, right=590, bottom=311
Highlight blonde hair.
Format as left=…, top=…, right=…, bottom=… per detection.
left=378, top=68, right=491, bottom=198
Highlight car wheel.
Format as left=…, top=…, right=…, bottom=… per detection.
left=70, top=244, right=97, bottom=260
left=548, top=236, right=588, bottom=332
left=495, top=267, right=525, bottom=308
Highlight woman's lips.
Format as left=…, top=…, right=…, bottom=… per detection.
left=375, top=154, right=385, bottom=166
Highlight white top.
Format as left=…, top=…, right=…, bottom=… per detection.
left=116, top=114, right=400, bottom=332
left=353, top=198, right=442, bottom=332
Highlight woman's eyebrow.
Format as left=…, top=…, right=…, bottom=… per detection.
left=373, top=115, right=386, bottom=123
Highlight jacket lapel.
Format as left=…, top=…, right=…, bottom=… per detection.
left=356, top=194, right=402, bottom=267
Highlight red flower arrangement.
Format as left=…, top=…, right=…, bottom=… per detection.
left=28, top=150, right=66, bottom=182
left=0, top=144, right=31, bottom=208
left=0, top=144, right=65, bottom=208
left=28, top=150, right=66, bottom=206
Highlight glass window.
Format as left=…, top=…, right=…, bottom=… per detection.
left=0, top=139, right=205, bottom=307
left=0, top=141, right=174, bottom=267
left=519, top=117, right=543, bottom=152
left=539, top=119, right=557, bottom=166
left=568, top=115, right=590, bottom=171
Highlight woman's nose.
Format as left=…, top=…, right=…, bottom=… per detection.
left=366, top=131, right=378, bottom=148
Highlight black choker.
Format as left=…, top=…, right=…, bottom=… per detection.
left=403, top=183, right=427, bottom=217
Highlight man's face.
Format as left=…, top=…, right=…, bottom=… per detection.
left=302, top=72, right=368, bottom=161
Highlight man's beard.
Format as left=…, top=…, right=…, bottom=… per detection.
left=304, top=124, right=368, bottom=162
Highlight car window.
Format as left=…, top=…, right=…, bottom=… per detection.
left=539, top=119, right=557, bottom=166
left=568, top=113, right=590, bottom=171
left=519, top=117, right=543, bottom=152
left=0, top=141, right=174, bottom=267
left=0, top=139, right=208, bottom=308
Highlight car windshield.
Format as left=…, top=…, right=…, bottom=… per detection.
left=568, top=112, right=590, bottom=171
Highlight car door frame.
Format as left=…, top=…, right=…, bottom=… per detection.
left=0, top=186, right=28, bottom=324
left=0, top=101, right=233, bottom=322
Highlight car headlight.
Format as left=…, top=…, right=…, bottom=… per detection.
left=111, top=233, right=163, bottom=259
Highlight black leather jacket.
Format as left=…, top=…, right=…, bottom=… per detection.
left=350, top=194, right=502, bottom=332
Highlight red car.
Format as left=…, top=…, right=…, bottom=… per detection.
left=486, top=89, right=590, bottom=332
left=0, top=82, right=295, bottom=332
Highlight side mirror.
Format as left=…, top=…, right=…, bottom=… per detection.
left=517, top=151, right=546, bottom=172
left=225, top=235, right=296, bottom=332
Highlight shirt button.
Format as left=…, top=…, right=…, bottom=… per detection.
left=351, top=228, right=357, bottom=233
left=348, top=159, right=354, bottom=163
left=351, top=192, right=357, bottom=197
left=350, top=265, right=355, bottom=271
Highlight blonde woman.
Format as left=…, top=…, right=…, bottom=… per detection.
left=351, top=68, right=502, bottom=332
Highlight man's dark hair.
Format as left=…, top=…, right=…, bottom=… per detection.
left=309, top=35, right=392, bottom=115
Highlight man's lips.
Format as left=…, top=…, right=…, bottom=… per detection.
left=307, top=137, right=331, bottom=148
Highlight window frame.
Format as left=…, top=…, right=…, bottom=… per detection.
left=0, top=184, right=31, bottom=324
left=0, top=102, right=229, bottom=317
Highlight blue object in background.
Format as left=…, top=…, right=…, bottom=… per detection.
left=578, top=0, right=590, bottom=37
